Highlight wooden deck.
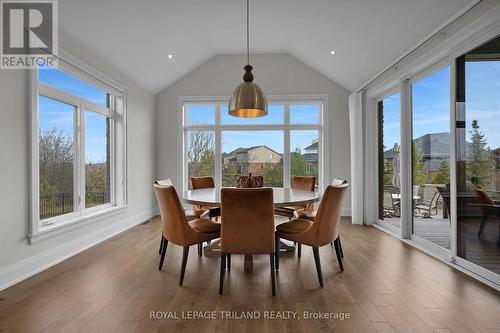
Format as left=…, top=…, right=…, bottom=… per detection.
left=0, top=217, right=499, bottom=332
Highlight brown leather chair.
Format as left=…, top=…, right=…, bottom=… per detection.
left=219, top=188, right=276, bottom=296
left=475, top=189, right=500, bottom=240
left=275, top=182, right=348, bottom=288
left=154, top=184, right=221, bottom=286
left=155, top=179, right=207, bottom=255
left=191, top=176, right=220, bottom=218
left=293, top=179, right=348, bottom=220
left=274, top=176, right=316, bottom=218
left=293, top=179, right=348, bottom=252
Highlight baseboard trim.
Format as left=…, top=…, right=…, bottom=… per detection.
left=0, top=208, right=156, bottom=291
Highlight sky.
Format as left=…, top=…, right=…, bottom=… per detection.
left=39, top=67, right=108, bottom=163
left=383, top=61, right=500, bottom=153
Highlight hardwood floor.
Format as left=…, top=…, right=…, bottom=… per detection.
left=0, top=217, right=499, bottom=332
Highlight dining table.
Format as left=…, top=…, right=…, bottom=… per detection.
left=182, top=187, right=320, bottom=271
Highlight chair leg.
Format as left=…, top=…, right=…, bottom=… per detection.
left=298, top=243, right=302, bottom=258
left=478, top=216, right=488, bottom=237
left=158, top=237, right=167, bottom=271
left=198, top=243, right=203, bottom=257
left=227, top=254, right=231, bottom=271
left=337, top=236, right=344, bottom=258
left=275, top=234, right=280, bottom=271
left=334, top=238, right=344, bottom=272
left=330, top=241, right=333, bottom=247
left=269, top=254, right=276, bottom=296
left=219, top=253, right=226, bottom=295
left=312, top=247, right=324, bottom=288
left=179, top=246, right=189, bottom=286
left=159, top=236, right=164, bottom=255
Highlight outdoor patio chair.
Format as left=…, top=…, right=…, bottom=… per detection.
left=414, top=185, right=440, bottom=218
left=383, top=190, right=400, bottom=218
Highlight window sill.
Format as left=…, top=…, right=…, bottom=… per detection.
left=29, top=205, right=127, bottom=244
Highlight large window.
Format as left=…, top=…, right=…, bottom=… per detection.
left=32, top=60, right=126, bottom=233
left=182, top=98, right=326, bottom=190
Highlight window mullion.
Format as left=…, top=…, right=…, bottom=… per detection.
left=78, top=104, right=86, bottom=214
left=284, top=104, right=291, bottom=188
left=215, top=105, right=222, bottom=187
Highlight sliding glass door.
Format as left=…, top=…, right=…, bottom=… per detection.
left=411, top=65, right=451, bottom=250
left=455, top=36, right=500, bottom=276
left=378, top=92, right=401, bottom=229
left=372, top=31, right=500, bottom=286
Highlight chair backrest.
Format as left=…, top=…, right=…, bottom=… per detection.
left=155, top=178, right=173, bottom=186
left=332, top=178, right=348, bottom=186
left=383, top=191, right=394, bottom=209
left=153, top=184, right=194, bottom=246
left=423, top=185, right=437, bottom=204
left=220, top=188, right=275, bottom=254
left=413, top=185, right=420, bottom=198
left=308, top=183, right=348, bottom=246
left=191, top=176, right=215, bottom=190
left=292, top=176, right=316, bottom=192
left=475, top=189, right=495, bottom=205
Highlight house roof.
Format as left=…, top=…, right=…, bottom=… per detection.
left=226, top=145, right=283, bottom=157
left=385, top=132, right=450, bottom=159
left=305, top=142, right=318, bottom=151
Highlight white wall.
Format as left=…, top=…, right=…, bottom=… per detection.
left=155, top=54, right=352, bottom=213
left=0, top=32, right=156, bottom=289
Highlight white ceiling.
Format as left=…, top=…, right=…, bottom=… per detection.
left=60, top=0, right=472, bottom=93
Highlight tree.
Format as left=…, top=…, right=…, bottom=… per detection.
left=413, top=143, right=426, bottom=185
left=291, top=146, right=306, bottom=177
left=187, top=131, right=215, bottom=185
left=433, top=160, right=450, bottom=185
left=467, top=120, right=495, bottom=188
left=39, top=128, right=74, bottom=195
left=263, top=162, right=283, bottom=187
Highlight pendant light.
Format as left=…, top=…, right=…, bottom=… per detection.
left=228, top=0, right=268, bottom=118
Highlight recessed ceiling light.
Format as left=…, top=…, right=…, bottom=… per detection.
left=330, top=50, right=336, bottom=55
left=168, top=53, right=173, bottom=59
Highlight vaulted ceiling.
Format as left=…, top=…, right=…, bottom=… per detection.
left=60, top=0, right=472, bottom=93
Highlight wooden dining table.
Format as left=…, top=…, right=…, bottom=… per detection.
left=182, top=187, right=320, bottom=271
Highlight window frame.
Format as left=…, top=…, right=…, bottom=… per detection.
left=29, top=51, right=127, bottom=242
left=179, top=95, right=328, bottom=191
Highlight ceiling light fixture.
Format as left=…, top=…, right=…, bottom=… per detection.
left=168, top=53, right=173, bottom=59
left=228, top=0, right=267, bottom=118
left=330, top=50, right=336, bottom=55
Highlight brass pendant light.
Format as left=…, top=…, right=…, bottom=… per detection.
left=228, top=0, right=268, bottom=118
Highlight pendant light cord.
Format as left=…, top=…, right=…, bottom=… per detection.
left=246, top=0, right=250, bottom=66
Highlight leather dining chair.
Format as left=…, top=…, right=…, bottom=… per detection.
left=155, top=179, right=208, bottom=255
left=219, top=187, right=276, bottom=296
left=191, top=176, right=220, bottom=219
left=154, top=184, right=221, bottom=286
left=275, top=182, right=348, bottom=288
left=293, top=179, right=348, bottom=253
left=274, top=176, right=316, bottom=218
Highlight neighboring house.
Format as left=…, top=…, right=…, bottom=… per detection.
left=223, top=145, right=283, bottom=175
left=385, top=132, right=450, bottom=179
left=303, top=140, right=319, bottom=175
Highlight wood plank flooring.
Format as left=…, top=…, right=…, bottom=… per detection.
left=0, top=217, right=499, bottom=332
